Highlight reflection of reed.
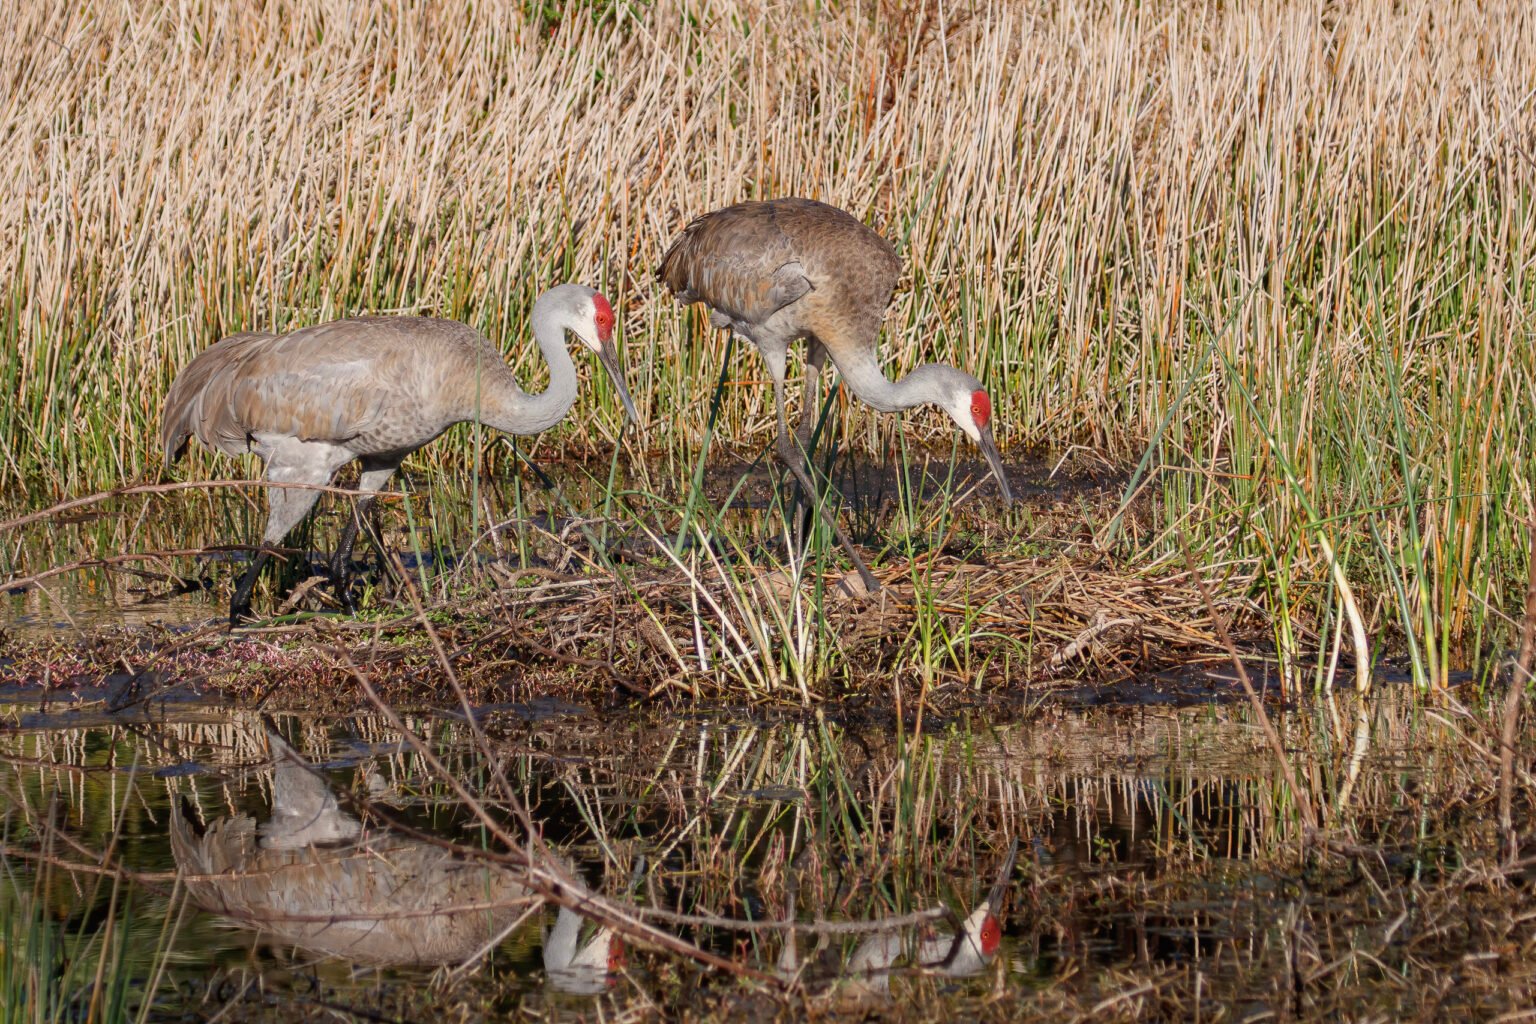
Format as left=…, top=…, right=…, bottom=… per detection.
left=1, top=697, right=1493, bottom=997
left=0, top=699, right=1464, bottom=873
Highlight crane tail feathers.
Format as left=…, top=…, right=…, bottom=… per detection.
left=160, top=331, right=276, bottom=466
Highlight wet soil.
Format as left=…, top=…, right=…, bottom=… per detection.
left=2, top=450, right=1124, bottom=639
left=0, top=450, right=1251, bottom=717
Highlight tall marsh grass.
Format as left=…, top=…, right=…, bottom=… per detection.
left=4, top=0, right=1535, bottom=676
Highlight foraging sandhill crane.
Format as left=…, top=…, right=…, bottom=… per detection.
left=657, top=198, right=1015, bottom=593
left=160, top=284, right=640, bottom=625
left=844, top=900, right=1005, bottom=989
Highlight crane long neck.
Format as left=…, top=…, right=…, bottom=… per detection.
left=544, top=907, right=582, bottom=968
left=481, top=299, right=578, bottom=435
left=831, top=343, right=948, bottom=414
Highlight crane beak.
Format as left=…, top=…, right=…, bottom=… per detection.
left=596, top=341, right=642, bottom=428
left=976, top=424, right=1014, bottom=506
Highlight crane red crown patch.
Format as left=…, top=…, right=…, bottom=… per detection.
left=593, top=293, right=615, bottom=343
left=970, top=389, right=992, bottom=430
left=979, top=913, right=1002, bottom=955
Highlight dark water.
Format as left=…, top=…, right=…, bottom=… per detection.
left=2, top=459, right=1513, bottom=1018
left=0, top=693, right=1455, bottom=1021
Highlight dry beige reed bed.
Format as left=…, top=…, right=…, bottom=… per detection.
left=4, top=0, right=1534, bottom=491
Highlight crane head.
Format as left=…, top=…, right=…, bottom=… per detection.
left=563, top=286, right=641, bottom=428
left=975, top=909, right=1003, bottom=956
left=941, top=905, right=1003, bottom=974
left=941, top=376, right=1013, bottom=506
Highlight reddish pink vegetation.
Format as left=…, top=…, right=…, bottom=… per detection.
left=970, top=389, right=992, bottom=430
left=0, top=648, right=95, bottom=683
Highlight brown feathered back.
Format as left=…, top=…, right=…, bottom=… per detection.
left=656, top=198, right=901, bottom=329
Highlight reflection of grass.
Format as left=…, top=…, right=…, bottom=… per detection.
left=0, top=695, right=1532, bottom=1018
left=0, top=732, right=222, bottom=1022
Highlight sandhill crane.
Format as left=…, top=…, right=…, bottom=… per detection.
left=845, top=901, right=1005, bottom=988
left=161, top=284, right=639, bottom=625
left=657, top=198, right=1014, bottom=593
left=168, top=728, right=536, bottom=965
left=544, top=898, right=626, bottom=993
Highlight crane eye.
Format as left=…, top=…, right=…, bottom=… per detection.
left=590, top=294, right=616, bottom=342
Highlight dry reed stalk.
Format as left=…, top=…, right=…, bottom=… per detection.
left=1499, top=521, right=1536, bottom=860
left=3, top=1, right=1531, bottom=467
left=3, top=0, right=1535, bottom=674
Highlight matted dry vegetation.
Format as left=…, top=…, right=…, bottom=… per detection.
left=0, top=543, right=1258, bottom=711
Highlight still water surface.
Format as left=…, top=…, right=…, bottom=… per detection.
left=0, top=691, right=1436, bottom=1019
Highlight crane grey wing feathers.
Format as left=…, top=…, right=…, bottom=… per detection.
left=161, top=318, right=489, bottom=464
left=656, top=205, right=813, bottom=325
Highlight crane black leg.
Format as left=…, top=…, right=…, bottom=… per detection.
left=776, top=436, right=878, bottom=594
left=329, top=464, right=400, bottom=615
left=329, top=495, right=375, bottom=614
left=773, top=381, right=879, bottom=595
left=790, top=345, right=834, bottom=549
left=229, top=546, right=273, bottom=627
left=794, top=353, right=825, bottom=453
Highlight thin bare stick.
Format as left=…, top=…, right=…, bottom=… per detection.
left=334, top=649, right=777, bottom=982
left=447, top=898, right=547, bottom=980
left=2, top=545, right=289, bottom=592
left=634, top=902, right=952, bottom=935
left=0, top=479, right=397, bottom=534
